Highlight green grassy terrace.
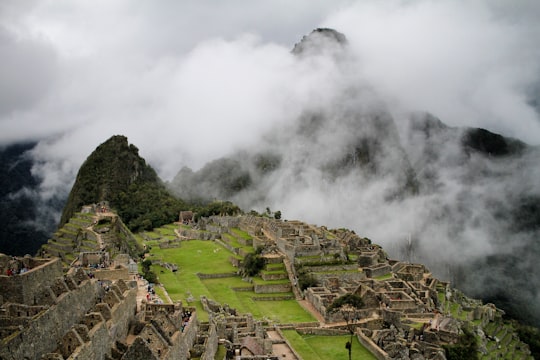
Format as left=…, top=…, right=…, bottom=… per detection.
left=282, top=329, right=377, bottom=360
left=143, top=226, right=314, bottom=324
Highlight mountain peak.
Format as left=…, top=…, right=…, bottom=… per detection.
left=291, top=28, right=347, bottom=56
left=59, top=135, right=171, bottom=230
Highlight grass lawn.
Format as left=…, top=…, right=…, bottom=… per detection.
left=155, top=226, right=177, bottom=237
left=374, top=273, right=393, bottom=281
left=265, top=263, right=285, bottom=271
left=144, top=231, right=161, bottom=239
left=200, top=278, right=312, bottom=323
left=230, top=228, right=252, bottom=240
left=154, top=285, right=171, bottom=304
left=222, top=233, right=254, bottom=253
left=282, top=330, right=377, bottom=360
left=147, top=239, right=314, bottom=324
left=150, top=240, right=236, bottom=273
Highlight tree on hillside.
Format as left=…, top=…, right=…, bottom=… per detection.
left=442, top=324, right=478, bottom=360
left=194, top=201, right=241, bottom=221
left=297, top=266, right=318, bottom=290
left=241, top=252, right=266, bottom=277
left=141, top=259, right=158, bottom=284
left=328, top=294, right=364, bottom=360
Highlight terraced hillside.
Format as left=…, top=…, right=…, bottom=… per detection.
left=39, top=212, right=96, bottom=266
left=149, top=216, right=535, bottom=359
left=39, top=211, right=142, bottom=267
left=39, top=207, right=536, bottom=359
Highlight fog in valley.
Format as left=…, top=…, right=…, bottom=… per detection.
left=1, top=0, right=540, bottom=325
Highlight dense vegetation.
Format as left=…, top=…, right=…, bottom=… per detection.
left=327, top=293, right=364, bottom=313
left=240, top=248, right=266, bottom=277
left=442, top=325, right=478, bottom=360
left=141, top=259, right=158, bottom=284
left=462, top=127, right=525, bottom=157
left=60, top=135, right=186, bottom=232
left=516, top=324, right=540, bottom=359
left=191, top=200, right=242, bottom=221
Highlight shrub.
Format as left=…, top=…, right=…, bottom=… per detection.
left=442, top=325, right=478, bottom=360
left=298, top=272, right=318, bottom=290
left=242, top=253, right=266, bottom=277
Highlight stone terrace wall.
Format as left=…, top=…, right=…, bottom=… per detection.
left=363, top=264, right=392, bottom=278
left=200, top=323, right=218, bottom=360
left=172, top=311, right=198, bottom=360
left=254, top=283, right=291, bottom=294
left=72, top=288, right=167, bottom=360
left=357, top=330, right=390, bottom=360
left=178, top=229, right=217, bottom=240
left=276, top=240, right=295, bottom=260
left=208, top=216, right=240, bottom=229
left=0, top=257, right=63, bottom=305
left=64, top=321, right=110, bottom=360
left=312, top=271, right=365, bottom=284
left=94, top=267, right=130, bottom=281
left=296, top=327, right=348, bottom=336
left=0, top=280, right=99, bottom=360
left=108, top=286, right=137, bottom=343
left=294, top=244, right=321, bottom=257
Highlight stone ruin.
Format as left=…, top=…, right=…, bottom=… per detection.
left=0, top=253, right=198, bottom=360
left=0, top=211, right=535, bottom=359
left=195, top=296, right=279, bottom=360
left=186, top=215, right=534, bottom=359
left=179, top=211, right=194, bottom=225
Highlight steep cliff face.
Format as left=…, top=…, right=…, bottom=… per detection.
left=60, top=135, right=183, bottom=232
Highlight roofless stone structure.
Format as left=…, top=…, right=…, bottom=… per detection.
left=0, top=212, right=534, bottom=359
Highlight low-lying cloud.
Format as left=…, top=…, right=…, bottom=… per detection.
left=1, top=0, right=540, bottom=325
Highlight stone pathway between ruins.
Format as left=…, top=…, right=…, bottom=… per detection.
left=298, top=299, right=326, bottom=324
left=266, top=330, right=298, bottom=360
left=87, top=211, right=116, bottom=250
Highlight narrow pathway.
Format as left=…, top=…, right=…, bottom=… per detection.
left=281, top=254, right=327, bottom=326
left=135, top=277, right=149, bottom=312
left=86, top=212, right=117, bottom=250
left=267, top=330, right=299, bottom=360
left=282, top=256, right=302, bottom=300
left=298, top=299, right=326, bottom=325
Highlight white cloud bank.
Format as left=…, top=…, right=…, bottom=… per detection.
left=1, top=1, right=540, bottom=321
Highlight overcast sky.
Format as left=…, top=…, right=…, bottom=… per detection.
left=1, top=0, right=540, bottom=181
left=3, top=1, right=540, bottom=324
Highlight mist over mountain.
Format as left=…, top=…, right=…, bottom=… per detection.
left=168, top=29, right=540, bottom=327
left=169, top=106, right=540, bottom=327
left=0, top=142, right=61, bottom=255
left=1, top=1, right=540, bottom=329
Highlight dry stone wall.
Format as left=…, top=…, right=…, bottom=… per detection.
left=0, top=280, right=99, bottom=360
left=0, top=257, right=63, bottom=305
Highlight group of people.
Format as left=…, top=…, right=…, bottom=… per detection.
left=181, top=310, right=192, bottom=332
left=5, top=267, right=28, bottom=276
left=146, top=284, right=157, bottom=302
